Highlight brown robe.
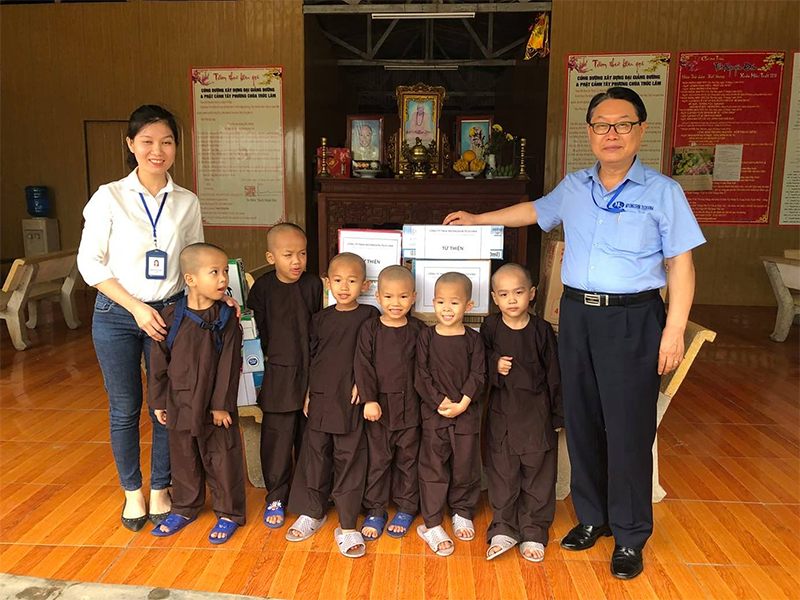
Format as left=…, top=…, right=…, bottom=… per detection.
left=149, top=301, right=246, bottom=524
left=354, top=316, right=425, bottom=516
left=247, top=270, right=322, bottom=505
left=480, top=312, right=563, bottom=544
left=288, top=304, right=379, bottom=529
left=414, top=326, right=486, bottom=528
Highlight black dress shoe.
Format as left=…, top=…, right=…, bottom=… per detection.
left=560, top=523, right=612, bottom=551
left=611, top=545, right=643, bottom=579
left=120, top=502, right=147, bottom=532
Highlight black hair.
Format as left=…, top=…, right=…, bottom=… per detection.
left=179, top=242, right=228, bottom=274
left=126, top=105, right=180, bottom=170
left=586, top=87, right=648, bottom=123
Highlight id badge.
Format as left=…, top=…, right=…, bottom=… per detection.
left=145, top=249, right=168, bottom=280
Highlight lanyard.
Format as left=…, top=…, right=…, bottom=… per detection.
left=139, top=192, right=168, bottom=248
left=591, top=179, right=628, bottom=213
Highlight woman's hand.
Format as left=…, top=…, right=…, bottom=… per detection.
left=131, top=301, right=168, bottom=341
left=221, top=295, right=242, bottom=319
left=443, top=211, right=477, bottom=226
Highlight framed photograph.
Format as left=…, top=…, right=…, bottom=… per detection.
left=456, top=115, right=493, bottom=158
left=346, top=115, right=385, bottom=164
left=397, top=84, right=445, bottom=150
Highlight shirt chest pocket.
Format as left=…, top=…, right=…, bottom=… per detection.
left=613, top=212, right=657, bottom=253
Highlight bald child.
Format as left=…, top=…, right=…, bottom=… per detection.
left=247, top=223, right=323, bottom=528
left=149, top=243, right=245, bottom=543
left=415, top=272, right=486, bottom=556
left=354, top=265, right=425, bottom=540
left=286, top=253, right=379, bottom=558
left=480, top=263, right=562, bottom=563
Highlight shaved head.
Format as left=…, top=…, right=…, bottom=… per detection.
left=378, top=265, right=414, bottom=290
left=491, top=263, right=533, bottom=291
left=180, top=242, right=227, bottom=275
left=328, top=252, right=367, bottom=279
left=435, top=272, right=472, bottom=300
left=266, top=222, right=307, bottom=253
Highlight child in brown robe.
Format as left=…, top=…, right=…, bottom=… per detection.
left=286, top=253, right=379, bottom=558
left=247, top=223, right=323, bottom=528
left=480, top=263, right=562, bottom=562
left=355, top=265, right=425, bottom=540
left=149, top=243, right=245, bottom=544
left=415, top=272, right=486, bottom=556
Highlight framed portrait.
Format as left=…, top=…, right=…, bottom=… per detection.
left=397, top=84, right=445, bottom=150
left=346, top=115, right=385, bottom=165
left=456, top=115, right=493, bottom=159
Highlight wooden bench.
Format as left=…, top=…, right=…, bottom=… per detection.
left=762, top=251, right=800, bottom=342
left=1, top=250, right=81, bottom=350
left=555, top=320, right=716, bottom=502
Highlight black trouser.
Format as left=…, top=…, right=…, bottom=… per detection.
left=559, top=294, right=665, bottom=550
left=260, top=409, right=306, bottom=505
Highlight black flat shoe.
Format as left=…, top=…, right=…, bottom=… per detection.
left=149, top=491, right=172, bottom=526
left=121, top=501, right=147, bottom=532
left=560, top=523, right=612, bottom=551
left=611, top=545, right=643, bottom=580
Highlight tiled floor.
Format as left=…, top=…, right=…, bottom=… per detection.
left=1, top=298, right=797, bottom=599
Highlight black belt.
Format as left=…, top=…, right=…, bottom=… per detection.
left=564, top=286, right=660, bottom=307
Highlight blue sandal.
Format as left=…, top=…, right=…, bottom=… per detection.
left=150, top=513, right=196, bottom=537
left=263, top=500, right=285, bottom=529
left=360, top=511, right=388, bottom=541
left=386, top=512, right=414, bottom=538
left=209, top=518, right=239, bottom=545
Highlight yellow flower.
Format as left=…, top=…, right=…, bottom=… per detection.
left=505, top=133, right=513, bottom=141
left=468, top=127, right=478, bottom=136
left=492, top=124, right=503, bottom=133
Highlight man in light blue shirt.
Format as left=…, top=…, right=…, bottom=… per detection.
left=445, top=87, right=705, bottom=579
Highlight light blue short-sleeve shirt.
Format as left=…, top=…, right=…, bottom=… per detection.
left=533, top=157, right=706, bottom=294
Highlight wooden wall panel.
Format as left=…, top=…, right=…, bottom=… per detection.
left=0, top=1, right=305, bottom=272
left=545, top=0, right=800, bottom=305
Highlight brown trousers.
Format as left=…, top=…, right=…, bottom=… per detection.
left=418, top=425, right=481, bottom=529
left=485, top=438, right=556, bottom=545
left=169, top=425, right=247, bottom=525
left=363, top=423, right=420, bottom=517
left=288, top=421, right=367, bottom=530
left=260, top=409, right=306, bottom=505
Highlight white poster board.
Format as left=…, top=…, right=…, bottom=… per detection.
left=338, top=229, right=403, bottom=280
left=191, top=66, right=285, bottom=227
left=413, top=259, right=491, bottom=316
left=564, top=53, right=671, bottom=176
left=779, top=52, right=800, bottom=226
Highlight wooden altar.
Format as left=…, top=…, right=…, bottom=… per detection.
left=316, top=178, right=529, bottom=273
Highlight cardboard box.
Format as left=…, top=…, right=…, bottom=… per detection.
left=338, top=229, right=403, bottom=280
left=227, top=258, right=248, bottom=306
left=402, top=225, right=504, bottom=260
left=236, top=372, right=257, bottom=407
left=413, top=259, right=492, bottom=316
left=241, top=311, right=259, bottom=341
left=325, top=280, right=381, bottom=311
left=536, top=240, right=564, bottom=325
left=242, top=338, right=265, bottom=374
left=316, top=147, right=352, bottom=178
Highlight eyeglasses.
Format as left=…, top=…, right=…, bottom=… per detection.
left=588, top=121, right=642, bottom=135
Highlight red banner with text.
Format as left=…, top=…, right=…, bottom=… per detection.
left=672, top=51, right=784, bottom=225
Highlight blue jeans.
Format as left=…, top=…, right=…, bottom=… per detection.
left=92, top=292, right=175, bottom=491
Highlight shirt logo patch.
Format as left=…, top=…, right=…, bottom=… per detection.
left=624, top=203, right=654, bottom=211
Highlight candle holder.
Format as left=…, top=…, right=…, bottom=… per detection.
left=517, top=138, right=530, bottom=180
left=318, top=137, right=331, bottom=178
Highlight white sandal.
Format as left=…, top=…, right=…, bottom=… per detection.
left=520, top=541, right=545, bottom=562
left=285, top=514, right=327, bottom=542
left=452, top=514, right=475, bottom=541
left=486, top=534, right=518, bottom=561
left=417, top=524, right=455, bottom=557
left=335, top=527, right=366, bottom=558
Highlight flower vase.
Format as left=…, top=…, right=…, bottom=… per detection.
left=486, top=154, right=496, bottom=179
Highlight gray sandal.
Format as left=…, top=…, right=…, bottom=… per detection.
left=285, top=514, right=327, bottom=542
left=486, top=534, right=518, bottom=561
left=335, top=527, right=366, bottom=558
